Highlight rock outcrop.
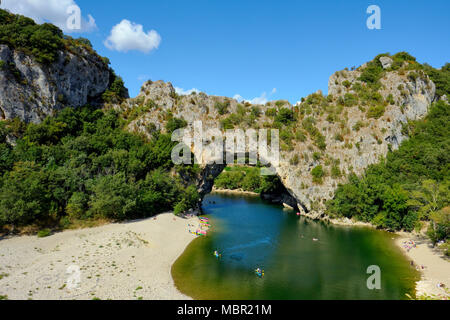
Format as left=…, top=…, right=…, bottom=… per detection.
left=0, top=44, right=110, bottom=123
left=123, top=56, right=436, bottom=219
left=379, top=56, right=393, bottom=69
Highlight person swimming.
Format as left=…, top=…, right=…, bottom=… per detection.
left=255, top=268, right=264, bottom=278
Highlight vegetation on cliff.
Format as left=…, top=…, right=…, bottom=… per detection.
left=0, top=8, right=128, bottom=109
left=102, top=70, right=129, bottom=104
left=0, top=9, right=106, bottom=65
left=423, top=63, right=450, bottom=98
left=326, top=58, right=449, bottom=245
left=0, top=9, right=63, bottom=64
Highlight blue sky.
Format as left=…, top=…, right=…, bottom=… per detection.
left=4, top=0, right=450, bottom=102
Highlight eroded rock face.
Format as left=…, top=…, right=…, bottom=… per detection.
left=0, top=45, right=110, bottom=123
left=123, top=62, right=436, bottom=218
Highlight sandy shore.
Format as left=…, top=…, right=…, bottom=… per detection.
left=395, top=234, right=450, bottom=299
left=299, top=212, right=375, bottom=228
left=211, top=187, right=259, bottom=196
left=0, top=213, right=198, bottom=300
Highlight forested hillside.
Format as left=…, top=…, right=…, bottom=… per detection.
left=0, top=106, right=199, bottom=232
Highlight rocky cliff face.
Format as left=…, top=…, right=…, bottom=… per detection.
left=293, top=66, right=434, bottom=217
left=111, top=56, right=437, bottom=218
left=0, top=44, right=110, bottom=123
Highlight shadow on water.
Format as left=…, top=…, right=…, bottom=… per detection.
left=172, top=193, right=419, bottom=300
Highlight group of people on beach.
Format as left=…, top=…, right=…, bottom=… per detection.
left=410, top=260, right=426, bottom=271
left=188, top=217, right=211, bottom=236
left=402, top=240, right=417, bottom=252
left=403, top=241, right=429, bottom=272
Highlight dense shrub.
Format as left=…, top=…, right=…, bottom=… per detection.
left=302, top=117, right=326, bottom=150
left=0, top=9, right=64, bottom=64
left=265, top=108, right=277, bottom=117
left=274, top=108, right=295, bottom=126
left=251, top=106, right=262, bottom=118
left=311, top=165, right=325, bottom=184
left=427, top=207, right=450, bottom=245
left=390, top=52, right=417, bottom=70
left=0, top=9, right=108, bottom=66
left=102, top=70, right=129, bottom=104
left=215, top=101, right=230, bottom=115
left=0, top=106, right=199, bottom=229
left=367, top=105, right=386, bottom=119
left=220, top=113, right=243, bottom=130
left=166, top=117, right=187, bottom=133
left=331, top=165, right=342, bottom=179
left=342, top=93, right=358, bottom=107
left=359, top=63, right=383, bottom=85
left=424, top=63, right=450, bottom=98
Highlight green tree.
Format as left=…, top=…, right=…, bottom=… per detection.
left=87, top=173, right=138, bottom=220
left=408, top=180, right=449, bottom=220
left=242, top=170, right=261, bottom=192
left=0, top=162, right=50, bottom=228
left=427, top=207, right=450, bottom=244
left=66, top=192, right=89, bottom=219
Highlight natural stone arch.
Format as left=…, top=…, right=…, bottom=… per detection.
left=195, top=151, right=304, bottom=213
left=126, top=62, right=437, bottom=219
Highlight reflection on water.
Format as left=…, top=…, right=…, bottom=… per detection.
left=172, top=193, right=419, bottom=300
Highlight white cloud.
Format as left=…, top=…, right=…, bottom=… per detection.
left=137, top=75, right=150, bottom=82
left=1, top=0, right=96, bottom=33
left=233, top=92, right=268, bottom=105
left=233, top=87, right=277, bottom=105
left=249, top=92, right=268, bottom=105
left=175, top=87, right=200, bottom=96
left=104, top=20, right=161, bottom=53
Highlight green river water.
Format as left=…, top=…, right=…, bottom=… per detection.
left=172, top=193, right=419, bottom=300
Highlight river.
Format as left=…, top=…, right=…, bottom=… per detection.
left=172, top=193, right=419, bottom=300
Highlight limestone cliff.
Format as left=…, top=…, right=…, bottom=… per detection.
left=121, top=55, right=436, bottom=218
left=0, top=44, right=110, bottom=123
